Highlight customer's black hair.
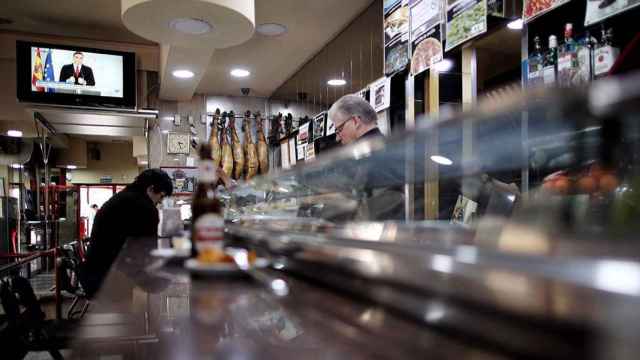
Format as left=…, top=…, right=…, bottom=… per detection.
left=128, top=168, right=173, bottom=196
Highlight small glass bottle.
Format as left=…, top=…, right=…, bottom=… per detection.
left=528, top=36, right=545, bottom=87
left=191, top=143, right=224, bottom=260
left=542, top=35, right=558, bottom=86
left=557, top=23, right=578, bottom=87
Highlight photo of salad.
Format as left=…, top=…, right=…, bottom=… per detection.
left=445, top=0, right=487, bottom=51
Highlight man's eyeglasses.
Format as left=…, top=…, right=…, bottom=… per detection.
left=335, top=116, right=354, bottom=134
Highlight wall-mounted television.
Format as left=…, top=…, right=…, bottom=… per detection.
left=16, top=41, right=136, bottom=109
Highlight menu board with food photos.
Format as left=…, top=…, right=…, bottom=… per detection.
left=385, top=1, right=410, bottom=75
left=411, top=25, right=443, bottom=75
left=370, top=77, right=391, bottom=112
left=487, top=0, right=504, bottom=17
left=385, top=0, right=402, bottom=14
left=288, top=138, right=297, bottom=166
left=313, top=112, right=327, bottom=141
left=585, top=0, right=640, bottom=26
left=280, top=140, right=290, bottom=169
left=409, top=0, right=442, bottom=40
left=445, top=0, right=487, bottom=51
left=297, top=122, right=310, bottom=145
left=523, top=0, right=571, bottom=23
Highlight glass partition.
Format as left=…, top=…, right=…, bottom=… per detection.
left=228, top=73, right=640, bottom=254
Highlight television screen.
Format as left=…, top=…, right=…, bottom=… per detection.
left=17, top=41, right=136, bottom=109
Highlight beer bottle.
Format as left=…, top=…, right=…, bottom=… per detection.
left=191, top=143, right=224, bottom=259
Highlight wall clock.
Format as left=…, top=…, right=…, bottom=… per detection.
left=167, top=132, right=190, bottom=154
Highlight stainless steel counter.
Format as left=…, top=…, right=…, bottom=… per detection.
left=70, top=237, right=507, bottom=359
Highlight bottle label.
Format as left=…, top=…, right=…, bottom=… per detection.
left=199, top=160, right=217, bottom=183
left=194, top=213, right=224, bottom=243
left=594, top=46, right=619, bottom=76
left=575, top=46, right=592, bottom=84
left=557, top=53, right=574, bottom=87
left=543, top=66, right=556, bottom=85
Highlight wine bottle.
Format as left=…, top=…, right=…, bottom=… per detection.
left=528, top=36, right=545, bottom=87
left=543, top=35, right=558, bottom=86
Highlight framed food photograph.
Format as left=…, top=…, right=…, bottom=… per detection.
left=445, top=0, right=487, bottom=52
left=161, top=166, right=198, bottom=195
left=411, top=24, right=443, bottom=76
left=313, top=112, right=327, bottom=141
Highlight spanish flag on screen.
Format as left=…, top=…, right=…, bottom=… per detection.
left=32, top=48, right=44, bottom=92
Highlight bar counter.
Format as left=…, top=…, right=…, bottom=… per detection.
left=70, top=237, right=507, bottom=359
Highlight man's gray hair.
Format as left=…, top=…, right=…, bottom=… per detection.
left=329, top=94, right=378, bottom=125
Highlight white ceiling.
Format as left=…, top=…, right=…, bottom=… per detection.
left=0, top=0, right=375, bottom=98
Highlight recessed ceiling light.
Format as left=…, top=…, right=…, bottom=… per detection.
left=169, top=18, right=212, bottom=35
left=7, top=130, right=23, bottom=137
left=430, top=155, right=453, bottom=166
left=230, top=68, right=250, bottom=78
left=256, top=23, right=287, bottom=37
left=173, top=69, right=194, bottom=79
left=10, top=164, right=23, bottom=169
left=162, top=130, right=170, bottom=134
left=433, top=59, right=453, bottom=72
left=507, top=18, right=523, bottom=30
left=67, top=165, right=78, bottom=169
left=327, top=79, right=346, bottom=86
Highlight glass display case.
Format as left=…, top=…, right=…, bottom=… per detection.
left=221, top=72, right=640, bottom=359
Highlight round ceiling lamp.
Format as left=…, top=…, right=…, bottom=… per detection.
left=7, top=130, right=23, bottom=137
left=256, top=23, right=287, bottom=37
left=327, top=79, right=347, bottom=86
left=169, top=18, right=212, bottom=35
left=173, top=69, right=195, bottom=79
left=230, top=68, right=250, bottom=78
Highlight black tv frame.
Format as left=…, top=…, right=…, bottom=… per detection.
left=16, top=41, right=136, bottom=109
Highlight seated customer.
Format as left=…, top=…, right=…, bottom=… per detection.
left=79, top=169, right=173, bottom=297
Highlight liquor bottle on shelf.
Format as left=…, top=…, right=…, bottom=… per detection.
left=528, top=36, right=545, bottom=87
left=593, top=25, right=619, bottom=79
left=542, top=35, right=558, bottom=86
left=191, top=143, right=224, bottom=260
left=575, top=30, right=594, bottom=84
left=557, top=23, right=578, bottom=87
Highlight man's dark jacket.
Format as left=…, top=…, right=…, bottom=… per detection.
left=79, top=187, right=158, bottom=297
left=59, top=64, right=95, bottom=86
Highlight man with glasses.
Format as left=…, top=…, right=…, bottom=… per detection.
left=79, top=169, right=173, bottom=297
left=323, top=95, right=404, bottom=221
left=330, top=94, right=383, bottom=145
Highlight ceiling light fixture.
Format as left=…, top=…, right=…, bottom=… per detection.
left=172, top=69, right=195, bottom=79
left=256, top=23, right=288, bottom=37
left=507, top=18, right=524, bottom=30
left=67, top=165, right=77, bottom=169
left=10, top=164, right=23, bottom=169
left=7, top=130, right=23, bottom=137
left=327, top=79, right=347, bottom=86
left=169, top=18, right=212, bottom=35
left=430, top=155, right=453, bottom=166
left=433, top=59, right=453, bottom=72
left=230, top=68, right=250, bottom=78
